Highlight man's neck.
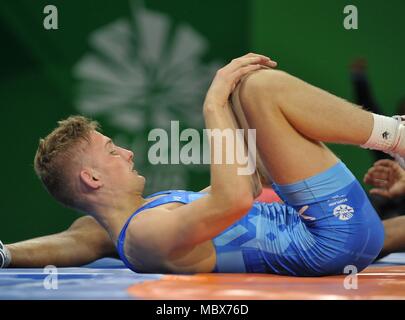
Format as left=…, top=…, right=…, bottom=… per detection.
left=92, top=192, right=147, bottom=244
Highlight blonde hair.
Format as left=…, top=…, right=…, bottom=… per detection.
left=34, top=115, right=100, bottom=211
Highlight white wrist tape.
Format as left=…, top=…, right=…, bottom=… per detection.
left=0, top=241, right=12, bottom=268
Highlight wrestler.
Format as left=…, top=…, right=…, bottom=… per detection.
left=3, top=53, right=405, bottom=275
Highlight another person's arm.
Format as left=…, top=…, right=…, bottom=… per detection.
left=350, top=58, right=383, bottom=114
left=350, top=58, right=388, bottom=161
left=379, top=216, right=405, bottom=259
left=364, top=159, right=405, bottom=259
left=3, top=216, right=117, bottom=268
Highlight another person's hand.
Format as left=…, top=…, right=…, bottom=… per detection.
left=204, top=53, right=277, bottom=108
left=364, top=159, right=405, bottom=198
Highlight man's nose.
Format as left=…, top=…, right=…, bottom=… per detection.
left=127, top=150, right=134, bottom=162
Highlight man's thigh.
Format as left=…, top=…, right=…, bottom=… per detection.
left=231, top=71, right=338, bottom=185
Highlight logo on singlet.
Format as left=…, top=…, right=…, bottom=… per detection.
left=333, top=204, right=354, bottom=221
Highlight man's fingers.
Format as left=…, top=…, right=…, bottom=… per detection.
left=364, top=171, right=392, bottom=188
left=268, top=60, right=277, bottom=67
left=228, top=56, right=276, bottom=73
left=245, top=53, right=277, bottom=66
left=363, top=173, right=374, bottom=185
left=366, top=167, right=390, bottom=179
left=238, top=56, right=273, bottom=68
left=366, top=166, right=392, bottom=182
left=243, top=52, right=273, bottom=60
left=369, top=188, right=391, bottom=198
left=373, top=159, right=397, bottom=168
left=232, top=64, right=266, bottom=84
left=370, top=179, right=390, bottom=188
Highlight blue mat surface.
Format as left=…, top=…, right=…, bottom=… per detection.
left=1, top=254, right=404, bottom=300
left=0, top=258, right=161, bottom=300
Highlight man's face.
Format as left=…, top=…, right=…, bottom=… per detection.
left=84, top=131, right=145, bottom=194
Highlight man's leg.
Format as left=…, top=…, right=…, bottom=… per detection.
left=233, top=69, right=385, bottom=274
left=235, top=69, right=392, bottom=184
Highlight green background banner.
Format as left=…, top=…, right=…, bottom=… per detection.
left=0, top=0, right=404, bottom=243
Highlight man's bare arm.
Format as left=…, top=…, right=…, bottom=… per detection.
left=378, top=216, right=405, bottom=259
left=5, top=216, right=117, bottom=268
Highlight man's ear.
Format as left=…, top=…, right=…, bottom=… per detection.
left=80, top=168, right=103, bottom=190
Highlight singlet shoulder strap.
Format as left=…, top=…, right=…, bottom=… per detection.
left=116, top=190, right=193, bottom=272
left=145, top=190, right=187, bottom=199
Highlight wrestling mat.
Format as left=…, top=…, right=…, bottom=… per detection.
left=1, top=253, right=404, bottom=299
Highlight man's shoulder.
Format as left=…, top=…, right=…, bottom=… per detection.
left=125, top=206, right=181, bottom=249
left=123, top=206, right=186, bottom=272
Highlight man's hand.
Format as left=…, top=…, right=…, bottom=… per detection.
left=204, top=53, right=277, bottom=109
left=364, top=159, right=405, bottom=198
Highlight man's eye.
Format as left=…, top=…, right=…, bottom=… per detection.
left=110, top=150, right=118, bottom=155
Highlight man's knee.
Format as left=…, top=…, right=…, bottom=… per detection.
left=238, top=69, right=291, bottom=111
